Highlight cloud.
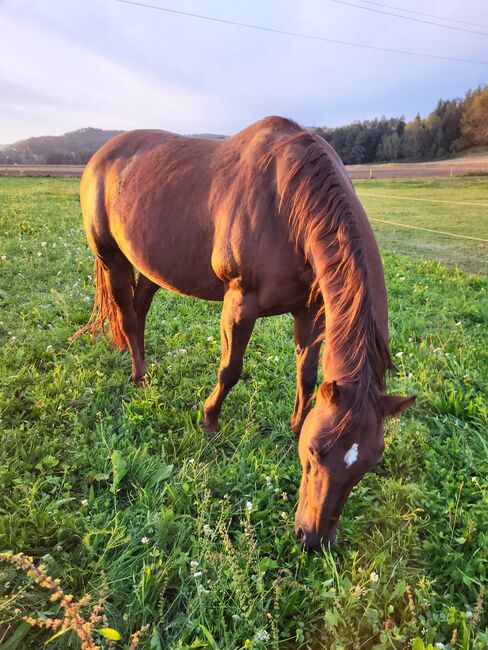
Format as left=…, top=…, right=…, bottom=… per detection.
left=1, top=0, right=487, bottom=142
left=0, top=9, right=238, bottom=141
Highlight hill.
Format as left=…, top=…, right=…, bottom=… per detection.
left=0, top=127, right=124, bottom=165
left=0, top=128, right=229, bottom=165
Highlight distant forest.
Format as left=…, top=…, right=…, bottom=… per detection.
left=2, top=85, right=487, bottom=165
left=316, top=85, right=488, bottom=164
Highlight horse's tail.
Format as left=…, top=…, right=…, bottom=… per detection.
left=71, top=257, right=131, bottom=350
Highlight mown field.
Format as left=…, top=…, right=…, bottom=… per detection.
left=0, top=177, right=487, bottom=649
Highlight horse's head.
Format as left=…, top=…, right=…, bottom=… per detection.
left=295, top=380, right=415, bottom=550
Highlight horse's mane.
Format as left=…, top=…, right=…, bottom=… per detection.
left=262, top=125, right=391, bottom=442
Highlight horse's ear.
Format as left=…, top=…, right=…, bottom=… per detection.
left=320, top=380, right=340, bottom=404
left=381, top=394, right=416, bottom=417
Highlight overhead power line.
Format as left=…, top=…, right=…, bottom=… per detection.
left=355, top=0, right=488, bottom=31
left=114, top=0, right=488, bottom=65
left=330, top=0, right=488, bottom=38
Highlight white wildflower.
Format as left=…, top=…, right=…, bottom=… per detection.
left=395, top=351, right=403, bottom=358
left=206, top=335, right=214, bottom=342
left=190, top=560, right=199, bottom=569
left=203, top=524, right=212, bottom=536
left=141, top=536, right=149, bottom=544
left=466, top=610, right=473, bottom=619
left=435, top=643, right=446, bottom=649
left=41, top=241, right=46, bottom=247
left=81, top=498, right=88, bottom=506
left=0, top=255, right=6, bottom=261
left=254, top=629, right=270, bottom=643
left=369, top=571, right=379, bottom=583
left=246, top=500, right=253, bottom=511
left=280, top=511, right=287, bottom=519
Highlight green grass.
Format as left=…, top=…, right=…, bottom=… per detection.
left=0, top=177, right=487, bottom=649
left=354, top=177, right=488, bottom=274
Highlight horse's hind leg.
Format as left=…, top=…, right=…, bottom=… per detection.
left=134, top=274, right=159, bottom=362
left=99, top=251, right=146, bottom=384
left=203, top=286, right=258, bottom=434
left=291, top=304, right=324, bottom=437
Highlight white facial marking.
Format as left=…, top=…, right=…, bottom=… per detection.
left=344, top=443, right=359, bottom=468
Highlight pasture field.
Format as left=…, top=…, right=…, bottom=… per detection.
left=0, top=177, right=487, bottom=649
left=356, top=177, right=488, bottom=275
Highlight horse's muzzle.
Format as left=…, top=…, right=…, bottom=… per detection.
left=295, top=526, right=336, bottom=551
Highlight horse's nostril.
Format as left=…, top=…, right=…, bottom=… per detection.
left=295, top=527, right=305, bottom=542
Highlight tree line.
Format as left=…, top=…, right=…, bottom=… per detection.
left=2, top=86, right=486, bottom=165
left=316, top=85, right=488, bottom=164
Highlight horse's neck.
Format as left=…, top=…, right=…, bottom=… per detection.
left=309, top=196, right=389, bottom=384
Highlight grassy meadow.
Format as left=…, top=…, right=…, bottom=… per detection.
left=355, top=177, right=488, bottom=275
left=0, top=177, right=487, bottom=649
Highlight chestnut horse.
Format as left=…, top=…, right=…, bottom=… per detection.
left=75, top=116, right=415, bottom=549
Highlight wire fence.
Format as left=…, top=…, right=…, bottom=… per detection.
left=2, top=165, right=487, bottom=262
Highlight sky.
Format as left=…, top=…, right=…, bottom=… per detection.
left=0, top=0, right=487, bottom=143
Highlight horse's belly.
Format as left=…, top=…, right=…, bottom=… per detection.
left=119, top=228, right=225, bottom=301
left=110, top=207, right=224, bottom=300
left=139, top=259, right=225, bottom=301
left=110, top=160, right=225, bottom=301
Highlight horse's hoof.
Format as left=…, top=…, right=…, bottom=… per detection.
left=132, top=374, right=147, bottom=387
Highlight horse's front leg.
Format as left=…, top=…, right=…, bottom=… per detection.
left=202, top=286, right=258, bottom=434
left=290, top=305, right=324, bottom=437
